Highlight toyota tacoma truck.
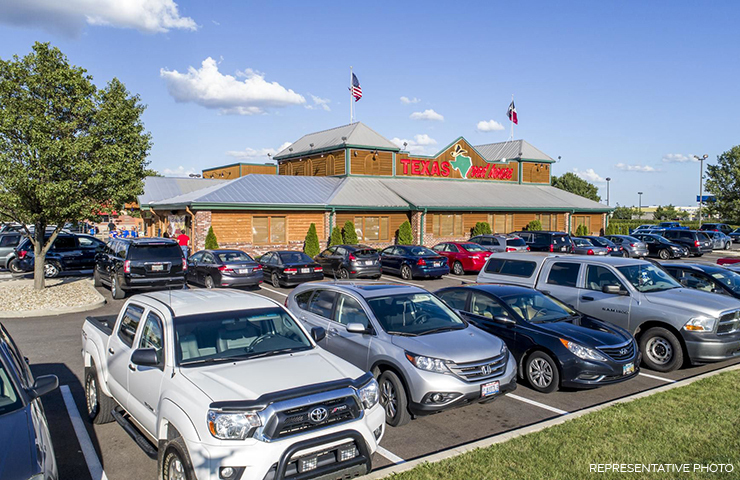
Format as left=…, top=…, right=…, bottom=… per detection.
left=81, top=289, right=384, bottom=480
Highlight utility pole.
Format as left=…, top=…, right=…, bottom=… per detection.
left=694, top=154, right=708, bottom=224
left=638, top=192, right=643, bottom=218
left=605, top=177, right=611, bottom=206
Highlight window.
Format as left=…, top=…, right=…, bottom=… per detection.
left=573, top=216, right=591, bottom=234
left=547, top=262, right=581, bottom=287
left=118, top=304, right=145, bottom=347
left=130, top=244, right=182, bottom=261
left=253, top=216, right=286, bottom=244
left=0, top=363, right=22, bottom=416
left=500, top=260, right=537, bottom=277
left=0, top=235, right=20, bottom=247
left=470, top=292, right=510, bottom=319
left=536, top=214, right=556, bottom=231
left=78, top=236, right=102, bottom=248
left=437, top=289, right=469, bottom=310
left=585, top=265, right=624, bottom=292
left=326, top=155, right=336, bottom=175
left=433, top=214, right=463, bottom=237
left=295, top=290, right=314, bottom=310
left=202, top=252, right=217, bottom=264
left=54, top=236, right=76, bottom=250
left=354, top=216, right=390, bottom=242
left=334, top=294, right=370, bottom=328
left=217, top=251, right=253, bottom=263
left=139, top=312, right=164, bottom=367
left=308, top=290, right=337, bottom=319
left=114, top=241, right=127, bottom=258
left=446, top=244, right=459, bottom=253
left=491, top=213, right=514, bottom=234
left=484, top=258, right=505, bottom=274
left=189, top=251, right=204, bottom=263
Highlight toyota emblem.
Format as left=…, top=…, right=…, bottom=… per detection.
left=619, top=348, right=628, bottom=356
left=480, top=364, right=492, bottom=376
left=309, top=407, right=328, bottom=424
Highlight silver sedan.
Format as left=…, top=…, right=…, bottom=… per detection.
left=572, top=237, right=609, bottom=256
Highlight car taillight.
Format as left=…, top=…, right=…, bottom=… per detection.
left=124, top=260, right=131, bottom=273
left=182, top=258, right=187, bottom=272
left=607, top=247, right=612, bottom=252
left=417, top=258, right=427, bottom=266
left=18, top=250, right=27, bottom=259
left=349, top=253, right=357, bottom=261
left=695, top=240, right=701, bottom=247
left=218, top=265, right=234, bottom=273
left=314, top=266, right=323, bottom=272
left=526, top=246, right=531, bottom=251
left=630, top=243, right=637, bottom=247
left=506, top=247, right=516, bottom=252
left=587, top=249, right=594, bottom=255
left=284, top=268, right=297, bottom=274
left=549, top=244, right=554, bottom=252
left=254, top=265, right=262, bottom=271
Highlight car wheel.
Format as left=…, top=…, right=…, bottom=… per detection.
left=271, top=272, right=281, bottom=288
left=111, top=274, right=126, bottom=300
left=159, top=437, right=195, bottom=480
left=526, top=351, right=559, bottom=393
left=453, top=261, right=464, bottom=275
left=44, top=262, right=60, bottom=278
left=338, top=268, right=350, bottom=279
left=725, top=242, right=732, bottom=250
left=622, top=250, right=629, bottom=258
left=658, top=249, right=670, bottom=260
left=378, top=370, right=410, bottom=427
left=8, top=258, right=22, bottom=274
left=400, top=264, right=412, bottom=280
left=93, top=268, right=102, bottom=287
left=85, top=366, right=116, bottom=424
left=639, top=327, right=684, bottom=372
left=204, top=275, right=215, bottom=289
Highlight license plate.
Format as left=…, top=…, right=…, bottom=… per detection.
left=365, top=260, right=373, bottom=265
left=151, top=264, right=164, bottom=271
left=623, top=363, right=635, bottom=376
left=238, top=268, right=249, bottom=274
left=300, top=268, right=310, bottom=273
left=433, top=262, right=441, bottom=267
left=481, top=381, right=500, bottom=397
left=560, top=246, right=567, bottom=252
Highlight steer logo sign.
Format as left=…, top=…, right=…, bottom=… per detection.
left=449, top=144, right=473, bottom=179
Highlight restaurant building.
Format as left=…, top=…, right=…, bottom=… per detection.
left=138, top=122, right=610, bottom=254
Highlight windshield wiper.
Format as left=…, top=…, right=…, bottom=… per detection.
left=387, top=331, right=419, bottom=337
left=179, top=356, right=250, bottom=366
left=417, top=326, right=465, bottom=336
left=245, top=347, right=311, bottom=360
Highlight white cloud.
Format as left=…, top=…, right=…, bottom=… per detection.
left=476, top=119, right=505, bottom=132
left=160, top=58, right=305, bottom=115
left=615, top=163, right=661, bottom=172
left=410, top=109, right=444, bottom=122
left=0, top=0, right=197, bottom=36
left=391, top=134, right=438, bottom=155
left=400, top=96, right=420, bottom=104
left=572, top=168, right=605, bottom=183
left=661, top=153, right=696, bottom=163
left=305, top=95, right=331, bottom=112
left=225, top=141, right=291, bottom=160
left=162, top=165, right=197, bottom=176
left=413, top=134, right=437, bottom=146
left=211, top=20, right=220, bottom=26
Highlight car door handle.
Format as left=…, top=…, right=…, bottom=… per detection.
left=108, top=348, right=115, bottom=355
left=328, top=328, right=340, bottom=337
left=299, top=315, right=307, bottom=321
left=128, top=363, right=136, bottom=371
left=581, top=296, right=595, bottom=301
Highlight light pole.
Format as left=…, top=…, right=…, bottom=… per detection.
left=638, top=192, right=643, bottom=218
left=694, top=154, right=708, bottom=224
left=605, top=177, right=611, bottom=206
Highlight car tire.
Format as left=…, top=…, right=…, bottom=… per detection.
left=204, top=275, right=215, bottom=289
left=271, top=272, right=281, bottom=288
left=400, top=264, right=412, bottom=280
left=111, top=274, right=126, bottom=300
left=159, top=436, right=195, bottom=480
left=658, top=249, right=670, bottom=260
left=93, top=268, right=102, bottom=287
left=85, top=366, right=116, bottom=424
left=44, top=261, right=60, bottom=278
left=378, top=370, right=410, bottom=427
left=525, top=351, right=560, bottom=393
left=639, top=327, right=684, bottom=372
left=8, top=258, right=22, bottom=274
left=452, top=261, right=464, bottom=275
left=725, top=242, right=731, bottom=250
left=338, top=268, right=350, bottom=279
left=622, top=250, right=629, bottom=258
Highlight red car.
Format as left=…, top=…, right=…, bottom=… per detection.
left=431, top=242, right=492, bottom=275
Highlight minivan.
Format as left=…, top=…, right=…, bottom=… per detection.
left=512, top=231, right=573, bottom=253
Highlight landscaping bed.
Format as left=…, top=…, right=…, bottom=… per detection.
left=0, top=278, right=105, bottom=317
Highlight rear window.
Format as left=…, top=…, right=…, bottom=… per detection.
left=552, top=235, right=570, bottom=245
left=279, top=252, right=313, bottom=263
left=217, top=251, right=253, bottom=263
left=352, top=248, right=378, bottom=258
left=506, top=238, right=526, bottom=247
left=698, top=232, right=711, bottom=241
left=128, top=244, right=183, bottom=261
left=485, top=259, right=537, bottom=277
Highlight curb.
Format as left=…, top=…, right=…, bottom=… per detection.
left=0, top=279, right=106, bottom=318
left=364, top=363, right=740, bottom=479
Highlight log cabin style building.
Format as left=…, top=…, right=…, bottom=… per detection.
left=139, top=122, right=610, bottom=254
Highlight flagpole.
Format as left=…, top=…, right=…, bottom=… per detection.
left=350, top=66, right=354, bottom=124
left=510, top=94, right=514, bottom=141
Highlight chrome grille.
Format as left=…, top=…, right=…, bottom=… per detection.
left=718, top=310, right=740, bottom=335
left=271, top=396, right=360, bottom=439
left=448, top=352, right=508, bottom=382
left=598, top=341, right=635, bottom=362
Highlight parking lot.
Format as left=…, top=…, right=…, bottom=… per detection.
left=3, top=249, right=740, bottom=480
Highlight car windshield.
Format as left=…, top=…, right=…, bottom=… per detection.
left=617, top=264, right=681, bottom=292
left=279, top=252, right=313, bottom=263
left=174, top=307, right=313, bottom=365
left=710, top=270, right=740, bottom=294
left=217, top=251, right=253, bottom=263
left=461, top=243, right=488, bottom=253
left=0, top=362, right=23, bottom=416
left=366, top=293, right=466, bottom=336
left=406, top=246, right=438, bottom=256
left=501, top=292, right=576, bottom=323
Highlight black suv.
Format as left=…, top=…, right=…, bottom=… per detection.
left=661, top=229, right=713, bottom=257
left=95, top=237, right=186, bottom=299
left=314, top=244, right=381, bottom=279
left=16, top=233, right=106, bottom=278
left=512, top=231, right=573, bottom=253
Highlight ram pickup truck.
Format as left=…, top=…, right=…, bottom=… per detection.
left=81, top=289, right=384, bottom=480
left=477, top=253, right=740, bottom=372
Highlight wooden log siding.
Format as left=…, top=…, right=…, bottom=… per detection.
left=425, top=212, right=566, bottom=237
left=277, top=149, right=346, bottom=177
left=203, top=164, right=240, bottom=180
left=571, top=213, right=605, bottom=235
left=210, top=211, right=325, bottom=245
left=335, top=212, right=410, bottom=243
left=349, top=149, right=394, bottom=176
left=521, top=162, right=551, bottom=184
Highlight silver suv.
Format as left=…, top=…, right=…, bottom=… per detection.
left=287, top=282, right=517, bottom=427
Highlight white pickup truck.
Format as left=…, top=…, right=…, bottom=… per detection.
left=81, top=289, right=384, bottom=480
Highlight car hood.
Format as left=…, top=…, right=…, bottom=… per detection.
left=644, top=288, right=740, bottom=315
left=390, top=325, right=504, bottom=363
left=179, top=348, right=363, bottom=402
left=0, top=407, right=36, bottom=480
left=537, top=316, right=630, bottom=347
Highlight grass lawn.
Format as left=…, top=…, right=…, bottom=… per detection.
left=390, top=370, right=740, bottom=480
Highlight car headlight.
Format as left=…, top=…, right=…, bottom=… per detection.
left=405, top=352, right=449, bottom=373
left=501, top=343, right=508, bottom=355
left=357, top=378, right=380, bottom=409
left=684, top=316, right=717, bottom=332
left=559, top=339, right=608, bottom=362
left=207, top=410, right=262, bottom=440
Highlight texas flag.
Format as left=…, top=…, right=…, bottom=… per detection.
left=507, top=100, right=518, bottom=125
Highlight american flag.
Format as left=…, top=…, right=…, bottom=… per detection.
left=507, top=100, right=518, bottom=124
left=350, top=73, right=362, bottom=102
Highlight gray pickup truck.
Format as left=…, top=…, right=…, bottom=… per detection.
left=477, top=253, right=740, bottom=372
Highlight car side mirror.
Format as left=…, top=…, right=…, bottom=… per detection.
left=311, top=326, right=326, bottom=343
left=602, top=285, right=628, bottom=296
left=494, top=316, right=516, bottom=326
left=346, top=323, right=369, bottom=334
left=131, top=348, right=160, bottom=367
left=27, top=374, right=59, bottom=399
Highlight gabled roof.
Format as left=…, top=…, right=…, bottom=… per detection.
left=137, top=176, right=227, bottom=206
left=274, top=122, right=400, bottom=160
left=327, top=177, right=409, bottom=208
left=474, top=140, right=554, bottom=163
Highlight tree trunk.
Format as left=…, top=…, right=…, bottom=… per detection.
left=33, top=222, right=46, bottom=290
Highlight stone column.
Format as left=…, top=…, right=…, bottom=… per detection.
left=193, top=210, right=212, bottom=251
left=410, top=211, right=423, bottom=245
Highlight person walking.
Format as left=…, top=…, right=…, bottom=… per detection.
left=176, top=229, right=190, bottom=258
left=107, top=220, right=116, bottom=233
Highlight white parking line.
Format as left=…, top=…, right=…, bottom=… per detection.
left=443, top=275, right=476, bottom=283
left=257, top=286, right=288, bottom=297
left=639, top=372, right=676, bottom=383
left=506, top=393, right=569, bottom=415
left=380, top=276, right=423, bottom=287
left=376, top=446, right=405, bottom=465
left=60, top=385, right=109, bottom=480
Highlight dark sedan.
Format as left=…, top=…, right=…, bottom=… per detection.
left=187, top=249, right=263, bottom=288
left=581, top=236, right=625, bottom=257
left=0, top=322, right=59, bottom=480
left=259, top=250, right=324, bottom=287
left=632, top=233, right=686, bottom=259
left=314, top=244, right=381, bottom=279
left=379, top=245, right=449, bottom=280
left=435, top=284, right=639, bottom=393
left=662, top=263, right=740, bottom=301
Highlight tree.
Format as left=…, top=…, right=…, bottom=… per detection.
left=472, top=221, right=492, bottom=236
left=551, top=172, right=601, bottom=202
left=526, top=220, right=542, bottom=231
left=705, top=146, right=740, bottom=221
left=653, top=204, right=680, bottom=221
left=205, top=226, right=219, bottom=250
left=303, top=223, right=320, bottom=258
left=397, top=220, right=414, bottom=245
left=144, top=168, right=162, bottom=177
left=0, top=43, right=151, bottom=289
left=575, top=224, right=589, bottom=236
left=329, top=226, right=343, bottom=247
left=605, top=223, right=618, bottom=235
left=612, top=206, right=637, bottom=220
left=342, top=220, right=358, bottom=245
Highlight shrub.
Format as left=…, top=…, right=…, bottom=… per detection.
left=329, top=226, right=343, bottom=247
left=342, top=220, right=358, bottom=245
left=472, top=221, right=492, bottom=236
left=527, top=220, right=543, bottom=232
left=575, top=224, right=589, bottom=236
left=397, top=220, right=414, bottom=245
left=605, top=223, right=618, bottom=235
left=303, top=223, right=320, bottom=258
left=205, top=226, right=219, bottom=249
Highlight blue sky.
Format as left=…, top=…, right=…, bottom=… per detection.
left=1, top=1, right=738, bottom=207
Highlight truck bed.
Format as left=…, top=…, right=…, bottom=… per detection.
left=85, top=314, right=118, bottom=336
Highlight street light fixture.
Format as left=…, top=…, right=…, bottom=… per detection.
left=638, top=192, right=643, bottom=217
left=605, top=177, right=612, bottom=206
left=694, top=154, right=709, bottom=224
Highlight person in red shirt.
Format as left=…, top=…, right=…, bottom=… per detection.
left=176, top=229, right=190, bottom=258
